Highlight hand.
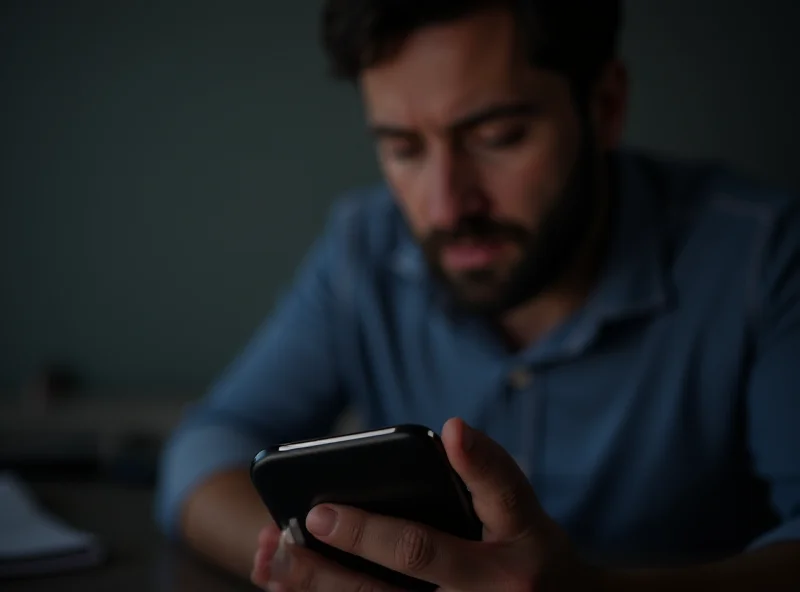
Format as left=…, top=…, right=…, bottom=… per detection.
left=251, top=418, right=597, bottom=591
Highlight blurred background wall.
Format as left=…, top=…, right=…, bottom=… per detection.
left=2, top=0, right=799, bottom=394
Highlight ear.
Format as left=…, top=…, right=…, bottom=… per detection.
left=589, top=60, right=628, bottom=150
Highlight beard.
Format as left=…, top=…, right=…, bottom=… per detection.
left=420, top=127, right=598, bottom=316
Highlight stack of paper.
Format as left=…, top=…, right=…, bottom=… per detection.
left=0, top=473, right=105, bottom=578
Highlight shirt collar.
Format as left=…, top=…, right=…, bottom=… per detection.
left=546, top=150, right=673, bottom=363
left=388, top=149, right=674, bottom=360
left=389, top=226, right=426, bottom=279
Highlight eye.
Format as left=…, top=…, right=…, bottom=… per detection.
left=379, top=138, right=424, bottom=162
left=477, top=125, right=528, bottom=150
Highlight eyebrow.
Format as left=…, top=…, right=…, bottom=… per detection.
left=369, top=101, right=538, bottom=139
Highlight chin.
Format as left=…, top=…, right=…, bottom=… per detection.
left=447, top=282, right=508, bottom=315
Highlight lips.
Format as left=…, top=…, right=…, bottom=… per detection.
left=440, top=241, right=507, bottom=271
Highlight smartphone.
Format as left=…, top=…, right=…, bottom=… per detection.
left=250, top=424, right=483, bottom=592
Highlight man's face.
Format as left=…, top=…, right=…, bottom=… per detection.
left=360, top=8, right=617, bottom=314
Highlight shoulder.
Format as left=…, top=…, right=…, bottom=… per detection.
left=324, top=182, right=409, bottom=264
left=618, top=149, right=799, bottom=274
left=622, top=148, right=800, bottom=323
left=621, top=148, right=799, bottom=232
left=317, top=183, right=418, bottom=299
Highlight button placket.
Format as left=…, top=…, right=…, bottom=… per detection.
left=507, top=366, right=535, bottom=481
left=508, top=367, right=533, bottom=391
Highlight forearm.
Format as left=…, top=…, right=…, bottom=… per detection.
left=597, top=542, right=800, bottom=592
left=180, top=468, right=272, bottom=579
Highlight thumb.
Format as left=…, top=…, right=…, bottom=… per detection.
left=442, top=417, right=543, bottom=542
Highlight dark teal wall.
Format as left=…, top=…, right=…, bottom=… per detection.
left=2, top=1, right=798, bottom=391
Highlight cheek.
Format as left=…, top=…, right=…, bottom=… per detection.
left=481, top=123, right=579, bottom=228
left=479, top=153, right=556, bottom=228
left=382, top=164, right=430, bottom=236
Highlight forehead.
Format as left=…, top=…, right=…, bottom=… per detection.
left=359, top=8, right=536, bottom=127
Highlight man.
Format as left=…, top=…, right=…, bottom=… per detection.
left=156, top=1, right=800, bottom=590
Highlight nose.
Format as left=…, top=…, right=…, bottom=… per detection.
left=426, top=148, right=486, bottom=229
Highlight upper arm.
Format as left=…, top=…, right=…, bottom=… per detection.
left=155, top=199, right=358, bottom=536
left=746, top=199, right=800, bottom=547
left=197, top=216, right=351, bottom=444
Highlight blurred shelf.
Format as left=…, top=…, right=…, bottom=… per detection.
left=0, top=392, right=200, bottom=467
left=0, top=393, right=198, bottom=437
left=0, top=393, right=362, bottom=477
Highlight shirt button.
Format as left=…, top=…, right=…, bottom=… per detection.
left=508, top=368, right=533, bottom=390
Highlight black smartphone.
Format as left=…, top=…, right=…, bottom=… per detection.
left=250, top=424, right=483, bottom=592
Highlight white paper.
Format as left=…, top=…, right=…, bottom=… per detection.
left=0, top=473, right=105, bottom=577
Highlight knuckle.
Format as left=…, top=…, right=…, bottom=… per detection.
left=471, top=446, right=494, bottom=475
left=394, top=524, right=436, bottom=572
left=342, top=514, right=367, bottom=553
left=353, top=580, right=381, bottom=592
left=293, top=564, right=318, bottom=592
left=286, top=554, right=318, bottom=592
left=498, top=485, right=524, bottom=515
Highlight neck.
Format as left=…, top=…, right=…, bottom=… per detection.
left=499, top=160, right=615, bottom=350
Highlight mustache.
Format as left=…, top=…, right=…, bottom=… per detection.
left=422, top=216, right=531, bottom=250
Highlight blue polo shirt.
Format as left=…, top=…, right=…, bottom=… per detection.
left=156, top=149, right=800, bottom=565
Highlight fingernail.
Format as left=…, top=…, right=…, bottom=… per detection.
left=462, top=422, right=476, bottom=452
left=250, top=549, right=263, bottom=584
left=268, top=528, right=294, bottom=581
left=306, top=505, right=337, bottom=537
left=259, top=525, right=281, bottom=560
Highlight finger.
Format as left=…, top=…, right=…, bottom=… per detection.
left=267, top=539, right=401, bottom=592
left=306, top=503, right=485, bottom=589
left=251, top=523, right=281, bottom=587
left=441, top=417, right=543, bottom=541
left=258, top=522, right=282, bottom=553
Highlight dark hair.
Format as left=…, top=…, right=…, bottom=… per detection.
left=321, top=0, right=622, bottom=97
